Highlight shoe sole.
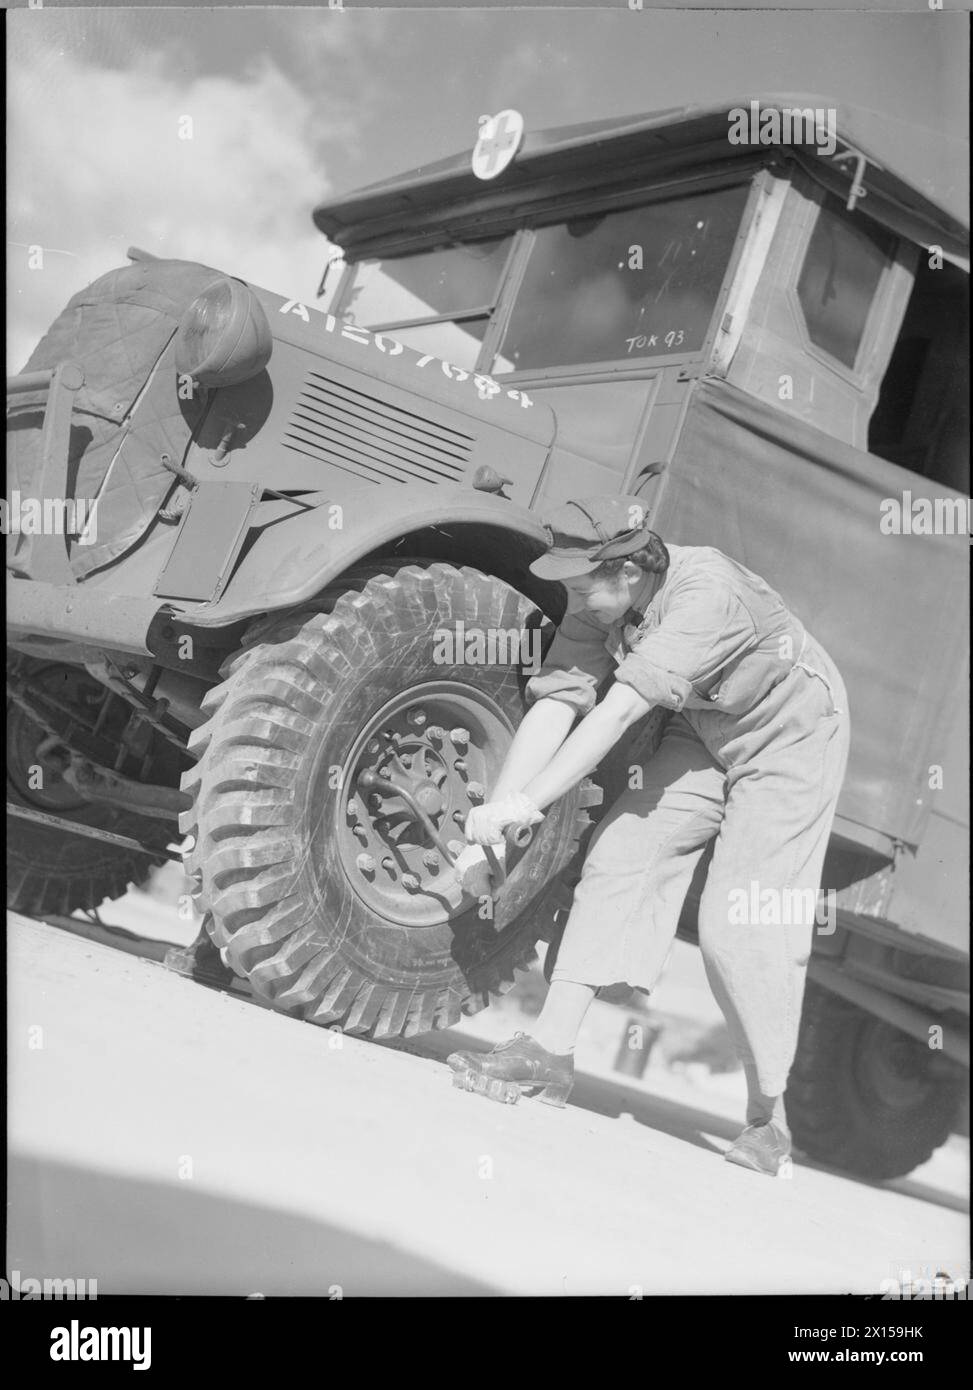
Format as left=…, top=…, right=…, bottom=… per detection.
left=447, top=1057, right=572, bottom=1108
left=724, top=1145, right=791, bottom=1177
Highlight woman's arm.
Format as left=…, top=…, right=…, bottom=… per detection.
left=489, top=698, right=578, bottom=801
left=523, top=682, right=654, bottom=811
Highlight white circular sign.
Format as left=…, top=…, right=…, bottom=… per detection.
left=472, top=110, right=525, bottom=182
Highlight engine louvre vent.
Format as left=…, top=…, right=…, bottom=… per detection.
left=282, top=370, right=474, bottom=486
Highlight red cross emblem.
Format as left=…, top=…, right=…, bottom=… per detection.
left=472, top=109, right=525, bottom=181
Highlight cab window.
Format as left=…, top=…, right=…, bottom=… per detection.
left=338, top=236, right=513, bottom=371
left=869, top=256, right=970, bottom=492
left=491, top=184, right=750, bottom=373
left=797, top=194, right=896, bottom=369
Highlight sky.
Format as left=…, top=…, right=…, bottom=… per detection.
left=6, top=4, right=969, bottom=372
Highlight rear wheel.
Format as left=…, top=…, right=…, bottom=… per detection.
left=786, top=980, right=966, bottom=1178
left=6, top=661, right=175, bottom=915
left=182, top=562, right=601, bottom=1037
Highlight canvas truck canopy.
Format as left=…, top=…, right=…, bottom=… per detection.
left=313, top=96, right=969, bottom=267
left=655, top=376, right=969, bottom=850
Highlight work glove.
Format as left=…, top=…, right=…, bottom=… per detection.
left=464, top=791, right=544, bottom=847
left=452, top=841, right=506, bottom=898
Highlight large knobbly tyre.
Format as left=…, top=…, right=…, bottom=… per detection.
left=785, top=980, right=965, bottom=1179
left=6, top=665, right=173, bottom=916
left=182, top=563, right=602, bottom=1037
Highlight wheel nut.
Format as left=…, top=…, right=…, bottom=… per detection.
left=366, top=739, right=381, bottom=754
left=356, top=854, right=376, bottom=874
left=467, top=782, right=485, bottom=801
left=400, top=755, right=412, bottom=769
left=402, top=873, right=420, bottom=891
left=450, top=728, right=470, bottom=746
left=407, top=709, right=427, bottom=728
left=376, top=819, right=391, bottom=835
left=379, top=767, right=391, bottom=779
left=453, top=811, right=466, bottom=825
left=381, top=856, right=396, bottom=874
left=422, top=850, right=439, bottom=870
left=453, top=759, right=467, bottom=775
left=427, top=725, right=446, bottom=742
left=346, top=799, right=359, bottom=819
left=447, top=839, right=465, bottom=858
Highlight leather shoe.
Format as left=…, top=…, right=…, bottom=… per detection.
left=724, top=1120, right=792, bottom=1176
left=447, top=1031, right=574, bottom=1107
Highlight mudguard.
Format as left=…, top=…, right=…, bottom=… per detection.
left=169, top=485, right=551, bottom=627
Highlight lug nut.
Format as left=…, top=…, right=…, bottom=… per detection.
left=422, top=850, right=439, bottom=870
left=453, top=811, right=466, bottom=825
left=381, top=856, right=396, bottom=874
left=407, top=709, right=427, bottom=728
left=366, top=739, right=381, bottom=754
left=379, top=767, right=392, bottom=779
left=450, top=728, right=470, bottom=746
left=447, top=839, right=465, bottom=858
left=400, top=754, right=413, bottom=770
left=376, top=819, right=391, bottom=835
left=353, top=825, right=368, bottom=842
left=402, top=873, right=420, bottom=891
left=356, top=854, right=376, bottom=874
left=427, top=725, right=446, bottom=742
left=368, top=793, right=383, bottom=811
left=453, top=759, right=467, bottom=775
left=346, top=799, right=359, bottom=819
left=467, top=782, right=485, bottom=801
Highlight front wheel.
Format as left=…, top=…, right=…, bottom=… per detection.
left=786, top=980, right=966, bottom=1178
left=182, top=562, right=601, bottom=1037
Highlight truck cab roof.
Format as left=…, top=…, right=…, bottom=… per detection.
left=313, top=96, right=969, bottom=267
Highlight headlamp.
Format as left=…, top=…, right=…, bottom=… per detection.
left=174, top=277, right=272, bottom=388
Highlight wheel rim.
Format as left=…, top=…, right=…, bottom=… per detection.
left=326, top=680, right=514, bottom=928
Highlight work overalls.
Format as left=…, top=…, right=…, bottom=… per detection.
left=525, top=544, right=851, bottom=1098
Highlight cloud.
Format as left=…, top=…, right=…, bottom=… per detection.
left=7, top=46, right=337, bottom=372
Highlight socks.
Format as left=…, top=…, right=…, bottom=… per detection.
left=743, top=1063, right=789, bottom=1132
left=531, top=979, right=596, bottom=1055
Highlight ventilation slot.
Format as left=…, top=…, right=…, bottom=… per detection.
left=282, top=371, right=474, bottom=486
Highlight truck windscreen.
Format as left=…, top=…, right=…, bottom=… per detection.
left=492, top=183, right=750, bottom=373
left=336, top=181, right=750, bottom=375
left=338, top=236, right=514, bottom=371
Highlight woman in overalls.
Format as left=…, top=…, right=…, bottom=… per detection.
left=448, top=495, right=850, bottom=1176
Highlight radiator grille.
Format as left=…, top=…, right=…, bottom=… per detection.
left=282, top=371, right=474, bottom=486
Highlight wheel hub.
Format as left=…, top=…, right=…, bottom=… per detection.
left=857, top=1025, right=930, bottom=1109
left=413, top=782, right=444, bottom=816
left=334, top=685, right=512, bottom=928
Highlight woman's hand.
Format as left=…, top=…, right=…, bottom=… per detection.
left=465, top=792, right=544, bottom=846
left=452, top=841, right=506, bottom=897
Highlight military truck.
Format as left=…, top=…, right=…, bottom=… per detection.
left=7, top=98, right=968, bottom=1178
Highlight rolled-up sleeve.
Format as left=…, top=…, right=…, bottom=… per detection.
left=614, top=575, right=757, bottom=711
left=525, top=611, right=616, bottom=715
